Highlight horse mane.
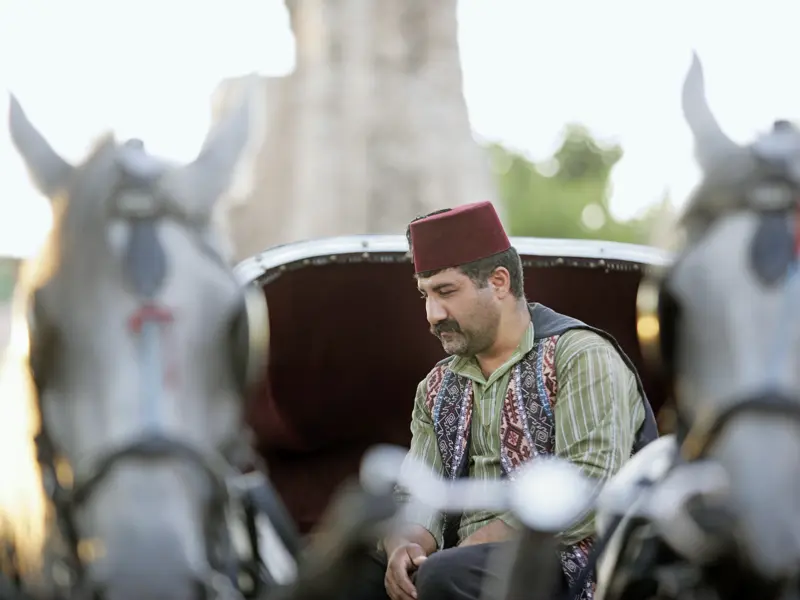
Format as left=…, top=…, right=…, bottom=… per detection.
left=0, top=195, right=68, bottom=579
left=648, top=166, right=746, bottom=255
left=645, top=199, right=687, bottom=255
left=0, top=278, right=48, bottom=577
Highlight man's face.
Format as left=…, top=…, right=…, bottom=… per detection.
left=417, top=268, right=501, bottom=357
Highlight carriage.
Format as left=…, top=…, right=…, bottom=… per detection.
left=8, top=51, right=798, bottom=600
left=234, top=234, right=674, bottom=552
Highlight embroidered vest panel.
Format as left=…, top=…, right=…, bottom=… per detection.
left=426, top=335, right=595, bottom=600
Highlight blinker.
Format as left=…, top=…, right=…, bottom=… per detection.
left=112, top=157, right=170, bottom=300
left=123, top=220, right=168, bottom=299
left=749, top=212, right=795, bottom=287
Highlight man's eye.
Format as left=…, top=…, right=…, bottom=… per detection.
left=438, top=290, right=453, bottom=297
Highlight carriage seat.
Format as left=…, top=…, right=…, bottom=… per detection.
left=246, top=372, right=416, bottom=534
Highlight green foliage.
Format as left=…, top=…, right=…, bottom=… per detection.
left=488, top=125, right=673, bottom=246
left=0, top=259, right=18, bottom=302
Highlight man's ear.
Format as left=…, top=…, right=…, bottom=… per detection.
left=488, top=267, right=511, bottom=297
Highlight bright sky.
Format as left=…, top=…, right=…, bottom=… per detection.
left=0, top=0, right=796, bottom=258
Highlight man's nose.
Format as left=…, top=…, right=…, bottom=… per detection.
left=426, top=297, right=447, bottom=326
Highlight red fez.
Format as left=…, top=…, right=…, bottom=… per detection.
left=410, top=201, right=511, bottom=274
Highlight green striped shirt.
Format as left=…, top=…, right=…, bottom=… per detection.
left=401, top=323, right=645, bottom=549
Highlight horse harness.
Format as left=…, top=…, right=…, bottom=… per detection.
left=23, top=140, right=273, bottom=599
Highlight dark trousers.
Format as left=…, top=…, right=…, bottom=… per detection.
left=345, top=543, right=521, bottom=600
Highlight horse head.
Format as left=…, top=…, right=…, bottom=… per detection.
left=637, top=53, right=800, bottom=591
left=0, top=84, right=270, bottom=600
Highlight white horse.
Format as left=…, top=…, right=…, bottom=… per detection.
left=0, top=85, right=275, bottom=600
left=595, top=54, right=800, bottom=600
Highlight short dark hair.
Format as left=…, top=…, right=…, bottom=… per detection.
left=406, top=210, right=526, bottom=299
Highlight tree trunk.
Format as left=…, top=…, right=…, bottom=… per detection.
left=214, top=0, right=498, bottom=264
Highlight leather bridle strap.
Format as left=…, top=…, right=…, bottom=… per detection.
left=680, top=390, right=800, bottom=461
left=34, top=428, right=239, bottom=590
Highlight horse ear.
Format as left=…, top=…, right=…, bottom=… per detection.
left=168, top=75, right=258, bottom=219
left=681, top=52, right=745, bottom=172
left=7, top=94, right=74, bottom=198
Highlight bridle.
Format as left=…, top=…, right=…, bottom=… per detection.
left=22, top=142, right=276, bottom=599
left=33, top=434, right=242, bottom=598
left=678, top=391, right=800, bottom=462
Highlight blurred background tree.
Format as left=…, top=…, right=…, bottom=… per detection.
left=214, top=0, right=498, bottom=263
left=488, top=125, right=674, bottom=245
left=0, top=259, right=16, bottom=302
left=211, top=3, right=672, bottom=261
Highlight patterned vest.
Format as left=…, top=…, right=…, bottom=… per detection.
left=425, top=303, right=658, bottom=600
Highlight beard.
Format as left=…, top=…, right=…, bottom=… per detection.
left=431, top=307, right=500, bottom=357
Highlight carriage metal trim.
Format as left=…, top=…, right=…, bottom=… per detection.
left=234, top=235, right=675, bottom=286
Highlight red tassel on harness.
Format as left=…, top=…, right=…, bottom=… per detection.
left=127, top=304, right=174, bottom=333
left=127, top=304, right=178, bottom=388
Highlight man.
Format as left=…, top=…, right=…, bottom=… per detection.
left=350, top=201, right=658, bottom=600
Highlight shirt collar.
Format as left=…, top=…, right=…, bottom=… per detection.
left=449, top=320, right=535, bottom=385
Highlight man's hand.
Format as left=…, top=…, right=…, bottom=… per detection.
left=459, top=519, right=517, bottom=547
left=385, top=542, right=427, bottom=600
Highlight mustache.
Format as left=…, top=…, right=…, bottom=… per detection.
left=431, top=320, right=463, bottom=337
